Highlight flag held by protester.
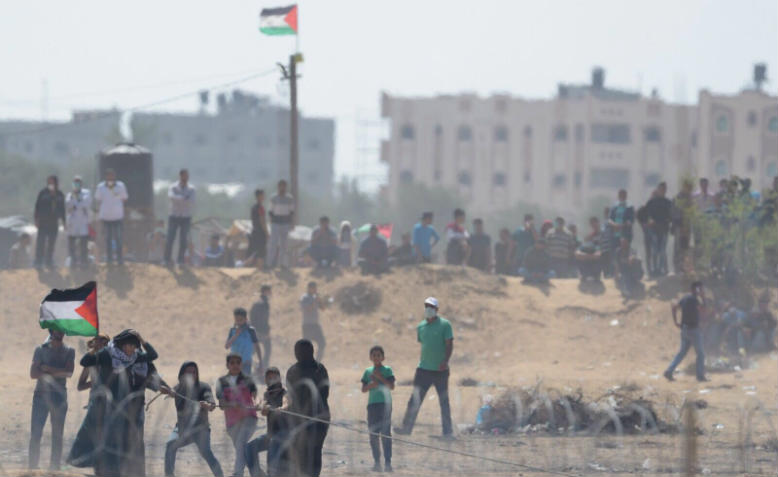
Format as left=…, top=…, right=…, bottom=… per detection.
left=259, top=4, right=298, bottom=35
left=39, top=281, right=99, bottom=336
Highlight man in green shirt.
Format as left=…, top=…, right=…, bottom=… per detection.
left=395, top=296, right=454, bottom=437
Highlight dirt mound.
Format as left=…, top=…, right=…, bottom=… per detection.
left=335, top=281, right=382, bottom=314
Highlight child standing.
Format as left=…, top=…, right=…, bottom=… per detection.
left=225, top=307, right=263, bottom=376
left=216, top=353, right=258, bottom=477
left=245, top=367, right=290, bottom=477
left=360, top=345, right=395, bottom=472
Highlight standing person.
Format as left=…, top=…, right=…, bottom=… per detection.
left=644, top=182, right=673, bottom=277
left=163, top=361, right=223, bottom=477
left=663, top=281, right=708, bottom=382
left=467, top=218, right=492, bottom=272
left=395, top=297, right=454, bottom=438
left=9, top=233, right=32, bottom=269
left=78, top=329, right=158, bottom=476
left=337, top=221, right=355, bottom=267
left=29, top=329, right=75, bottom=470
left=225, top=307, right=263, bottom=377
left=33, top=175, right=66, bottom=269
left=267, top=180, right=295, bottom=268
left=546, top=217, right=575, bottom=277
left=164, top=169, right=196, bottom=267
left=247, top=189, right=269, bottom=268
left=361, top=346, right=395, bottom=472
left=67, top=333, right=110, bottom=469
left=412, top=212, right=440, bottom=263
left=512, top=214, right=536, bottom=272
left=693, top=178, right=715, bottom=213
left=249, top=285, right=273, bottom=375
left=636, top=203, right=652, bottom=274
left=245, top=367, right=291, bottom=477
left=494, top=228, right=514, bottom=276
left=300, top=282, right=327, bottom=361
left=600, top=208, right=616, bottom=277
left=445, top=209, right=470, bottom=265
left=216, top=353, right=258, bottom=477
left=65, top=176, right=92, bottom=269
left=94, top=169, right=128, bottom=265
left=672, top=180, right=695, bottom=275
left=609, top=189, right=635, bottom=243
left=286, top=339, right=330, bottom=477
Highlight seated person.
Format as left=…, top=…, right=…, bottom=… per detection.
left=358, top=225, right=389, bottom=275
left=574, top=241, right=602, bottom=282
left=494, top=228, right=514, bottom=276
left=720, top=302, right=749, bottom=356
left=203, top=234, right=226, bottom=267
left=8, top=233, right=32, bottom=269
left=744, top=294, right=776, bottom=353
left=614, top=237, right=643, bottom=294
left=308, top=216, right=338, bottom=268
left=518, top=239, right=554, bottom=283
left=390, top=233, right=415, bottom=266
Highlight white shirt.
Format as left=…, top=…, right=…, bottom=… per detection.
left=95, top=181, right=128, bottom=221
left=168, top=181, right=196, bottom=218
left=65, top=189, right=92, bottom=237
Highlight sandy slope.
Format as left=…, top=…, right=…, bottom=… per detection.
left=1, top=264, right=776, bottom=476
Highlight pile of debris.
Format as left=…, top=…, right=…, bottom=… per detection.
left=469, top=386, right=681, bottom=436
left=335, top=282, right=382, bottom=315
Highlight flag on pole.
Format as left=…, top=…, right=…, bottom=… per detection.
left=259, top=5, right=298, bottom=35
left=39, top=281, right=99, bottom=336
left=355, top=223, right=394, bottom=243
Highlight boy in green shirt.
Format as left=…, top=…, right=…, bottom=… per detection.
left=361, top=345, right=395, bottom=472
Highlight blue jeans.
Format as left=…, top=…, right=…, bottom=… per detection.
left=648, top=229, right=668, bottom=276
left=666, top=326, right=705, bottom=379
left=246, top=432, right=288, bottom=477
left=227, top=417, right=257, bottom=477
left=29, top=391, right=67, bottom=469
left=367, top=403, right=392, bottom=464
left=103, top=220, right=123, bottom=263
left=164, top=216, right=191, bottom=264
left=164, top=426, right=223, bottom=477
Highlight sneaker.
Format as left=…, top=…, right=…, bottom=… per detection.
left=384, top=462, right=393, bottom=473
left=393, top=426, right=411, bottom=435
left=663, top=370, right=675, bottom=382
left=372, top=462, right=382, bottom=472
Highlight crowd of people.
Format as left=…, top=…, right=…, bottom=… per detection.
left=28, top=292, right=458, bottom=477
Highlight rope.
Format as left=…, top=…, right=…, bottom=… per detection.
left=165, top=388, right=581, bottom=477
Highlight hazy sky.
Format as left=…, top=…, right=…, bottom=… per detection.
left=1, top=0, right=776, bottom=190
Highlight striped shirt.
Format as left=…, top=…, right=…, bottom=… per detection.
left=546, top=230, right=574, bottom=259
left=269, top=193, right=295, bottom=224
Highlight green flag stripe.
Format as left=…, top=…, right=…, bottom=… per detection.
left=40, top=319, right=97, bottom=337
left=260, top=26, right=296, bottom=36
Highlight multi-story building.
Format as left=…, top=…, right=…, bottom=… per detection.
left=381, top=66, right=777, bottom=217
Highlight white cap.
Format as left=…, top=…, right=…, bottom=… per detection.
left=424, top=296, right=439, bottom=308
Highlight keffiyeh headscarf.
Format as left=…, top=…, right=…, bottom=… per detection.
left=108, top=329, right=148, bottom=377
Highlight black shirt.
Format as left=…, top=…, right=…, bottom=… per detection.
left=468, top=233, right=491, bottom=271
left=679, top=294, right=700, bottom=328
left=250, top=296, right=270, bottom=334
left=264, top=384, right=288, bottom=435
left=645, top=196, right=673, bottom=232
left=286, top=359, right=330, bottom=421
left=174, top=381, right=215, bottom=431
left=34, top=189, right=66, bottom=228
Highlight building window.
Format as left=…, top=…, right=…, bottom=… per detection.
left=24, top=141, right=34, bottom=153
left=553, top=125, right=568, bottom=141
left=644, top=126, right=661, bottom=142
left=715, top=160, right=728, bottom=177
left=459, top=99, right=471, bottom=112
left=769, top=116, right=778, bottom=133
left=590, top=168, right=629, bottom=188
left=746, top=156, right=756, bottom=172
left=434, top=169, right=442, bottom=181
left=523, top=126, right=532, bottom=138
left=691, top=131, right=698, bottom=147
left=644, top=173, right=661, bottom=187
left=767, top=161, right=778, bottom=177
left=493, top=172, right=506, bottom=186
left=256, top=136, right=270, bottom=147
left=552, top=174, right=566, bottom=187
left=306, top=138, right=320, bottom=150
left=400, top=124, right=415, bottom=140
left=53, top=141, right=69, bottom=155
left=162, top=132, right=173, bottom=145
left=194, top=133, right=207, bottom=146
left=575, top=124, right=584, bottom=142
left=716, top=115, right=729, bottom=133
left=524, top=170, right=531, bottom=183
left=434, top=124, right=443, bottom=136
left=306, top=171, right=319, bottom=184
left=747, top=111, right=757, bottom=127
left=494, top=126, right=508, bottom=142
left=457, top=125, right=473, bottom=141
left=226, top=134, right=240, bottom=144
left=457, top=171, right=471, bottom=186
left=400, top=170, right=413, bottom=184
left=574, top=171, right=582, bottom=186
left=591, top=123, right=631, bottom=144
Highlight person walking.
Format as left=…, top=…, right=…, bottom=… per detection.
left=33, top=175, right=66, bottom=269
left=247, top=189, right=268, bottom=268
left=267, top=180, right=295, bottom=268
left=286, top=339, right=330, bottom=477
left=29, top=329, right=75, bottom=470
left=65, top=176, right=92, bottom=269
left=395, top=297, right=454, bottom=438
left=664, top=281, right=708, bottom=382
left=164, top=169, right=196, bottom=267
left=94, top=169, right=128, bottom=265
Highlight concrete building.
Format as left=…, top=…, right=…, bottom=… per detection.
left=380, top=66, right=777, bottom=217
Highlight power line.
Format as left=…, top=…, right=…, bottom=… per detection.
left=0, top=68, right=280, bottom=139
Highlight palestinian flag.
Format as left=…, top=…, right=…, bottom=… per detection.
left=259, top=5, right=298, bottom=35
left=39, top=281, right=99, bottom=336
left=355, top=223, right=394, bottom=243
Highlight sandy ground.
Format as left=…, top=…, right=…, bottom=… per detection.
left=0, top=264, right=776, bottom=477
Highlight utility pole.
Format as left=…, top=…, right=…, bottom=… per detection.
left=280, top=53, right=302, bottom=224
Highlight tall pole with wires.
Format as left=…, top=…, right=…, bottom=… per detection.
left=289, top=53, right=299, bottom=224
